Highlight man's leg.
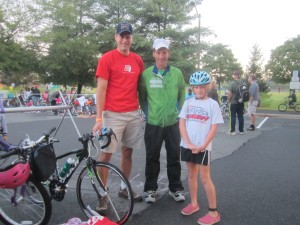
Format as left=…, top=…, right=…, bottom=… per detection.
left=164, top=123, right=185, bottom=202
left=237, top=103, right=244, bottom=132
left=98, top=151, right=113, bottom=186
left=144, top=124, right=163, bottom=192
left=120, top=146, right=132, bottom=180
left=164, top=123, right=183, bottom=192
left=229, top=104, right=237, bottom=133
left=96, top=151, right=112, bottom=214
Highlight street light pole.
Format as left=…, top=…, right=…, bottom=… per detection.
left=190, top=0, right=202, bottom=69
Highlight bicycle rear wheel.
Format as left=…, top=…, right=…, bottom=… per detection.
left=77, top=161, right=133, bottom=225
left=278, top=103, right=287, bottom=112
left=0, top=175, right=51, bottom=225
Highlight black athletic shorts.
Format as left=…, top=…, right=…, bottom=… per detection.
left=181, top=147, right=210, bottom=166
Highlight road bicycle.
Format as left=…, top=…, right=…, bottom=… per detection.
left=278, top=97, right=300, bottom=112
left=0, top=127, right=133, bottom=225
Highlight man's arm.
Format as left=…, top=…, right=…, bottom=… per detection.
left=92, top=77, right=108, bottom=133
left=138, top=73, right=147, bottom=113
left=178, top=72, right=186, bottom=109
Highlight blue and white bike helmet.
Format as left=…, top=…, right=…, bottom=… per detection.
left=189, top=71, right=211, bottom=85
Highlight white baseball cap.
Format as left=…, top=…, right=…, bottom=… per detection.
left=153, top=38, right=169, bottom=50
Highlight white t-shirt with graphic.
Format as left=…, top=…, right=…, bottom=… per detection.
left=179, top=97, right=224, bottom=151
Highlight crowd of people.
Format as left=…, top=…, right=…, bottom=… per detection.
left=2, top=21, right=297, bottom=225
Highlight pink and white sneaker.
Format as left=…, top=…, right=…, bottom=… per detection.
left=197, top=213, right=221, bottom=225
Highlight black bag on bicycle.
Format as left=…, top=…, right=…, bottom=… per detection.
left=31, top=143, right=56, bottom=182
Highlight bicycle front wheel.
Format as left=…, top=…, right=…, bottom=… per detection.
left=294, top=104, right=300, bottom=112
left=77, top=161, right=133, bottom=225
left=278, top=104, right=287, bottom=112
left=0, top=175, right=51, bottom=225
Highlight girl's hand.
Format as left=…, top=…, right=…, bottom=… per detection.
left=187, top=142, right=197, bottom=151
left=191, top=145, right=205, bottom=154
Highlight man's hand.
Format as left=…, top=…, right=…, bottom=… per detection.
left=92, top=121, right=103, bottom=135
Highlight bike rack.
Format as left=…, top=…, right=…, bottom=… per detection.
left=0, top=91, right=82, bottom=138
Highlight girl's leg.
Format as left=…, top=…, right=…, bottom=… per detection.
left=199, top=164, right=218, bottom=217
left=187, top=162, right=199, bottom=206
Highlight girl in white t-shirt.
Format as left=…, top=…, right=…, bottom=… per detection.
left=179, top=71, right=223, bottom=225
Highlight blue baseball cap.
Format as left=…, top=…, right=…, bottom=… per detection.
left=116, top=22, right=133, bottom=35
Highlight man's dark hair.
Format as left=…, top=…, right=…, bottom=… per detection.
left=233, top=71, right=241, bottom=78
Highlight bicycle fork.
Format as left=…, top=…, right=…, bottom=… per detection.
left=86, top=158, right=107, bottom=199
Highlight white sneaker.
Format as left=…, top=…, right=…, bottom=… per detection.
left=226, top=131, right=236, bottom=135
left=144, top=190, right=156, bottom=203
left=169, top=191, right=185, bottom=202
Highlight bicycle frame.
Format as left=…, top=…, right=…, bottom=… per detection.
left=49, top=136, right=104, bottom=201
left=1, top=128, right=133, bottom=225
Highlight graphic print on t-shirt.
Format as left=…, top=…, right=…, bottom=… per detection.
left=124, top=65, right=132, bottom=72
left=187, top=105, right=209, bottom=122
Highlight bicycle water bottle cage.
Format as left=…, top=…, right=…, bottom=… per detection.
left=98, top=128, right=117, bottom=149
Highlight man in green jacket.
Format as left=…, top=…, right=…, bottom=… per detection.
left=139, top=38, right=186, bottom=203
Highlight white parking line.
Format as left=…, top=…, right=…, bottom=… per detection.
left=257, top=117, right=269, bottom=129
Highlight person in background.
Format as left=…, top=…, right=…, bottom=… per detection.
left=185, top=88, right=195, bottom=100
left=179, top=71, right=223, bottom=225
left=288, top=89, right=297, bottom=106
left=48, top=90, right=60, bottom=115
left=92, top=22, right=144, bottom=215
left=32, top=85, right=41, bottom=106
left=139, top=38, right=186, bottom=203
left=246, top=74, right=259, bottom=131
left=207, top=79, right=219, bottom=104
left=0, top=99, right=8, bottom=141
left=227, top=71, right=245, bottom=135
left=220, top=90, right=229, bottom=104
left=24, top=87, right=32, bottom=102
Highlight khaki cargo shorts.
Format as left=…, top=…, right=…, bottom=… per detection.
left=247, top=100, right=258, bottom=115
left=100, top=110, right=144, bottom=153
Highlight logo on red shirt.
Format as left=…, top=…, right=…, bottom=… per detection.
left=124, top=65, right=132, bottom=72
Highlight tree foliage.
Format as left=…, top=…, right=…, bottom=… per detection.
left=0, top=0, right=267, bottom=90
left=0, top=0, right=39, bottom=86
left=266, top=35, right=300, bottom=84
left=202, top=43, right=241, bottom=89
left=246, top=44, right=269, bottom=92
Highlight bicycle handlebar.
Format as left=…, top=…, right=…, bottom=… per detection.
left=97, top=128, right=116, bottom=149
left=0, top=127, right=57, bottom=160
left=77, top=128, right=115, bottom=149
left=0, top=148, right=20, bottom=159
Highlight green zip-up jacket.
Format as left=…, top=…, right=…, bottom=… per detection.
left=138, top=65, right=186, bottom=128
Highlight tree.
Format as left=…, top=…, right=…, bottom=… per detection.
left=31, top=0, right=103, bottom=93
left=246, top=44, right=269, bottom=92
left=1, top=0, right=217, bottom=88
left=0, top=0, right=40, bottom=86
left=202, top=43, right=242, bottom=90
left=129, top=0, right=214, bottom=81
left=266, top=35, right=300, bottom=84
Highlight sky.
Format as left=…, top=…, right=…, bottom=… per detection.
left=195, top=0, right=300, bottom=68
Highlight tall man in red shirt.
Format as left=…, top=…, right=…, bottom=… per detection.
left=92, top=22, right=144, bottom=215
